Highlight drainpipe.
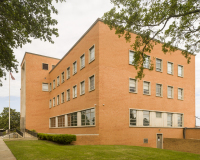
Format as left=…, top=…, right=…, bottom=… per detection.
left=183, top=127, right=186, bottom=139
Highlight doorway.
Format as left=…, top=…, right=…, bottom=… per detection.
left=157, top=134, right=163, bottom=149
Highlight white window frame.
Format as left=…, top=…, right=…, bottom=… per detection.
left=129, top=50, right=135, bottom=65
left=156, top=83, right=163, bottom=97
left=143, top=111, right=150, bottom=126
left=143, top=55, right=150, bottom=69
left=130, top=109, right=137, bottom=126
left=178, top=114, right=183, bottom=127
left=156, top=58, right=162, bottom=72
left=73, top=61, right=77, bottom=75
left=167, top=86, right=174, bottom=99
left=49, top=99, right=52, bottom=108
left=167, top=62, right=174, bottom=75
left=89, top=75, right=95, bottom=92
left=61, top=72, right=65, bottom=83
left=178, top=88, right=184, bottom=100
left=178, top=65, right=184, bottom=77
left=129, top=78, right=137, bottom=93
left=167, top=113, right=173, bottom=127
left=57, top=95, right=60, bottom=105
left=53, top=97, right=55, bottom=107
left=143, top=81, right=151, bottom=95
left=67, top=89, right=70, bottom=101
left=80, top=80, right=85, bottom=95
left=49, top=83, right=52, bottom=92
left=57, top=76, right=60, bottom=86
left=80, top=54, right=85, bottom=70
left=42, top=83, right=49, bottom=92
left=89, top=45, right=95, bottom=63
left=73, top=85, right=77, bottom=98
left=67, top=67, right=70, bottom=79
left=61, top=92, right=64, bottom=103
left=53, top=80, right=55, bottom=89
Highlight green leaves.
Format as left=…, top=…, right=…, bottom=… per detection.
left=103, top=0, right=200, bottom=79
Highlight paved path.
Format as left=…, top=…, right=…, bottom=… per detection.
left=0, top=137, right=16, bottom=160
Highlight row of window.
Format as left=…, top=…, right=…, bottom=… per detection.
left=129, top=50, right=184, bottom=77
left=50, top=108, right=95, bottom=127
left=130, top=109, right=183, bottom=127
left=49, top=75, right=95, bottom=108
left=129, top=78, right=184, bottom=100
left=42, top=63, right=55, bottom=70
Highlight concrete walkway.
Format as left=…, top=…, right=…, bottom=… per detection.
left=0, top=137, right=16, bottom=160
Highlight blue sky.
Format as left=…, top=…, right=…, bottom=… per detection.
left=0, top=0, right=200, bottom=126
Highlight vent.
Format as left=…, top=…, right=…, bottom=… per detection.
left=144, top=138, right=148, bottom=143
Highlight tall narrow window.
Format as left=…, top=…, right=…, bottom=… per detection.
left=57, top=95, right=60, bottom=105
left=89, top=45, right=95, bottom=62
left=58, top=115, right=65, bottom=127
left=49, top=83, right=52, bottom=92
left=167, top=113, right=173, bottom=127
left=50, top=117, right=56, bottom=127
left=73, top=85, right=77, bottom=98
left=178, top=114, right=183, bottom=127
left=178, top=65, right=183, bottom=77
left=143, top=81, right=150, bottom=95
left=143, top=56, right=150, bottom=69
left=167, top=62, right=173, bottom=74
left=168, top=86, right=173, bottom=98
left=156, top=58, right=162, bottom=72
left=129, top=50, right=135, bottom=65
left=178, top=88, right=183, bottom=100
left=143, top=111, right=150, bottom=126
left=53, top=97, right=55, bottom=107
left=80, top=54, right=85, bottom=69
left=156, top=112, right=162, bottom=118
left=156, top=84, right=162, bottom=97
left=42, top=63, right=48, bottom=70
left=129, top=78, right=136, bottom=93
left=80, top=81, right=85, bottom=95
left=42, top=83, right=48, bottom=91
left=67, top=67, right=70, bottom=79
left=81, top=108, right=95, bottom=126
left=89, top=75, right=95, bottom=91
left=57, top=76, right=60, bottom=86
left=49, top=100, right=52, bottom=108
left=68, top=112, right=77, bottom=126
left=61, top=72, right=65, bottom=83
left=67, top=89, right=70, bottom=101
left=73, top=61, right=77, bottom=75
left=53, top=80, right=55, bottom=89
left=130, top=109, right=137, bottom=126
left=61, top=92, right=64, bottom=103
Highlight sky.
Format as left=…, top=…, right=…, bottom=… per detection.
left=0, top=0, right=200, bottom=126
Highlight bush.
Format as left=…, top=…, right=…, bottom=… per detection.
left=37, top=133, right=76, bottom=144
left=30, top=129, right=36, bottom=133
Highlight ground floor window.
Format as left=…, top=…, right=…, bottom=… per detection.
left=50, top=117, right=56, bottom=127
left=130, top=109, right=137, bottom=126
left=68, top=112, right=77, bottom=126
left=81, top=108, right=95, bottom=126
left=58, top=115, right=65, bottom=127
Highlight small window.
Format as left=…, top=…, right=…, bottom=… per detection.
left=80, top=54, right=85, bottom=69
left=168, top=86, right=173, bottom=99
left=52, top=65, right=55, bottom=69
left=42, top=63, right=48, bottom=70
left=80, top=81, right=85, bottom=95
left=156, top=112, right=162, bottom=118
left=167, top=62, right=173, bottom=75
left=130, top=109, right=137, bottom=126
left=67, top=89, right=70, bottom=101
left=57, top=76, right=60, bottom=86
left=144, top=139, right=148, bottom=143
left=67, top=67, right=70, bottom=79
left=53, top=97, right=55, bottom=107
left=178, top=114, right=183, bottom=127
left=57, top=95, right=60, bottom=105
left=156, top=58, right=162, bottom=72
left=61, top=92, right=64, bottom=103
left=156, top=84, right=162, bottom=97
left=61, top=72, right=65, bottom=83
left=129, top=50, right=135, bottom=65
left=73, top=85, right=77, bottom=98
left=143, top=81, right=150, bottom=95
left=89, top=45, right=95, bottom=63
left=50, top=117, right=56, bottom=127
left=58, top=115, right=65, bottom=127
left=49, top=83, right=52, bottom=92
left=178, top=65, right=183, bottom=77
left=178, top=88, right=183, bottom=100
left=53, top=80, right=55, bottom=89
left=68, top=112, right=77, bottom=126
left=89, top=75, right=95, bottom=91
left=73, top=61, right=77, bottom=75
left=81, top=108, right=95, bottom=126
left=167, top=113, right=173, bottom=127
left=42, top=83, right=48, bottom=91
left=143, top=56, right=150, bottom=69
left=129, top=78, right=137, bottom=93
left=143, top=111, right=150, bottom=126
left=49, top=100, right=52, bottom=108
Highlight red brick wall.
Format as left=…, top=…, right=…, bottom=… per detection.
left=185, top=128, right=200, bottom=139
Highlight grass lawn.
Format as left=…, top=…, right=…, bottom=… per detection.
left=5, top=140, right=200, bottom=160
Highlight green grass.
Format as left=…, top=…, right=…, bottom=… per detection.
left=5, top=140, right=200, bottom=160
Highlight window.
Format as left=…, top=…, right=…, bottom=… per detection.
left=57, top=76, right=60, bottom=86
left=53, top=97, right=55, bottom=107
left=42, top=83, right=48, bottom=91
left=80, top=81, right=85, bottom=95
left=57, top=95, right=60, bottom=105
left=67, top=89, right=70, bottom=101
left=129, top=78, right=137, bottom=93
left=52, top=65, right=55, bottom=69
left=167, top=62, right=173, bottom=74
left=178, top=88, right=183, bottom=100
left=80, top=54, right=85, bottom=69
left=50, top=117, right=56, bottom=127
left=143, top=81, right=150, bottom=95
left=167, top=113, right=173, bottom=127
left=143, top=111, right=150, bottom=126
left=156, top=112, right=162, bottom=118
left=53, top=80, right=55, bottom=89
left=61, top=92, right=64, bottom=103
left=89, top=45, right=95, bottom=62
left=73, top=85, right=77, bottom=98
left=130, top=109, right=137, bottom=126
left=178, top=114, right=183, bottom=127
left=89, top=75, right=95, bottom=91
left=143, top=56, right=150, bottom=69
left=168, top=86, right=173, bottom=98
left=49, top=100, right=52, bottom=108
left=178, top=65, right=183, bottom=77
left=156, top=84, right=162, bottom=97
left=61, top=72, right=65, bottom=83
left=129, top=50, right=135, bottom=65
left=42, top=63, right=48, bottom=70
left=81, top=108, right=95, bottom=126
left=49, top=83, right=52, bottom=92
left=58, top=115, right=65, bottom=127
left=68, top=112, right=77, bottom=126
left=73, top=61, right=77, bottom=75
left=67, top=67, right=70, bottom=79
left=156, top=58, right=162, bottom=72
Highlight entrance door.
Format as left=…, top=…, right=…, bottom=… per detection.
left=157, top=134, right=163, bottom=149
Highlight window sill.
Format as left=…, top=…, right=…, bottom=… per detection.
left=67, top=99, right=70, bottom=102
left=89, top=89, right=95, bottom=92
left=80, top=66, right=85, bottom=70
left=73, top=72, right=77, bottom=76
left=156, top=95, right=163, bottom=98
left=49, top=125, right=95, bottom=129
left=73, top=97, right=77, bottom=99
left=178, top=98, right=184, bottom=101
left=129, top=63, right=135, bottom=66
left=129, top=126, right=184, bottom=128
left=129, top=91, right=137, bottom=94
left=167, top=97, right=174, bottom=99
left=89, top=59, right=95, bottom=64
left=178, top=75, right=183, bottom=78
left=167, top=73, right=173, bottom=75
left=143, top=93, right=151, bottom=96
left=80, top=93, right=85, bottom=96
left=67, top=77, right=70, bottom=80
left=42, top=90, right=49, bottom=92
left=156, top=70, right=163, bottom=73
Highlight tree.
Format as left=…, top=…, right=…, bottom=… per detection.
left=102, top=0, right=200, bottom=79
left=0, top=107, right=20, bottom=130
left=0, top=0, right=65, bottom=86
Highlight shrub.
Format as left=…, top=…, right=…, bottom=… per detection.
left=37, top=133, right=76, bottom=144
left=30, top=129, right=37, bottom=133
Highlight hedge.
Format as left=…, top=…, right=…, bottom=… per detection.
left=37, top=133, right=76, bottom=144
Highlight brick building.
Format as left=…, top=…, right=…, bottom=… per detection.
left=20, top=19, right=195, bottom=148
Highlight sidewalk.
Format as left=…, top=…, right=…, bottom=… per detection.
left=0, top=137, right=16, bottom=160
